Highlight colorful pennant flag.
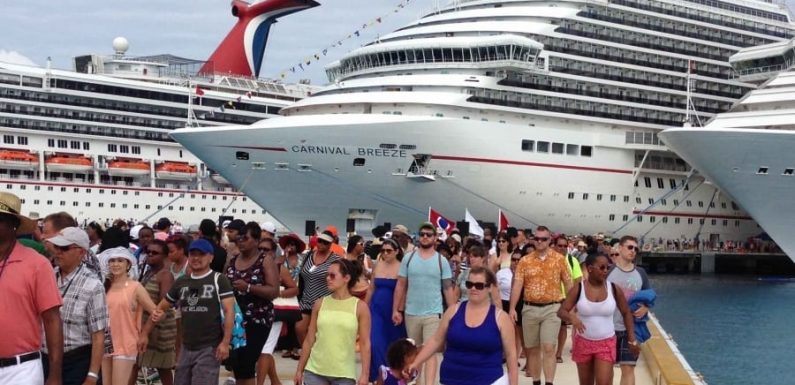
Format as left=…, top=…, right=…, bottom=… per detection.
left=429, top=207, right=456, bottom=235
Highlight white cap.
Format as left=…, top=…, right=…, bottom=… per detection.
left=47, top=227, right=90, bottom=250
left=222, top=220, right=232, bottom=229
left=129, top=224, right=144, bottom=240
left=260, top=221, right=277, bottom=234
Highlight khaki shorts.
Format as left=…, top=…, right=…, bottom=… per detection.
left=405, top=314, right=441, bottom=346
left=521, top=303, right=561, bottom=348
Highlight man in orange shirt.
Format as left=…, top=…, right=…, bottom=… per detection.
left=509, top=225, right=572, bottom=385
left=0, top=192, right=64, bottom=385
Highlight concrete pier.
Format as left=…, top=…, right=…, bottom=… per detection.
left=638, top=251, right=794, bottom=275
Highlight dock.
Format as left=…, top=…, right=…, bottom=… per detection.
left=638, top=251, right=794, bottom=275
left=208, top=315, right=704, bottom=385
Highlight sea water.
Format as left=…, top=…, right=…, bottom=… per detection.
left=652, top=275, right=795, bottom=385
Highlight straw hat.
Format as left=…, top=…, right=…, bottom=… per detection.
left=0, top=192, right=37, bottom=235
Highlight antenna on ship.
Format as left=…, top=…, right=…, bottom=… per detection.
left=684, top=60, right=703, bottom=128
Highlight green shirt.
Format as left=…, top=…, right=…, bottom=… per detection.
left=166, top=270, right=233, bottom=349
left=562, top=253, right=583, bottom=297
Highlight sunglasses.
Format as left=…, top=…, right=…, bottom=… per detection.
left=465, top=281, right=489, bottom=290
left=147, top=250, right=162, bottom=256
left=326, top=272, right=337, bottom=280
left=236, top=235, right=250, bottom=242
left=498, top=239, right=508, bottom=243
left=610, top=253, right=620, bottom=257
left=625, top=245, right=637, bottom=251
left=54, top=245, right=77, bottom=252
left=592, top=265, right=610, bottom=271
left=317, top=239, right=331, bottom=245
left=511, top=258, right=521, bottom=261
left=534, top=237, right=550, bottom=242
left=419, top=232, right=435, bottom=238
left=556, top=244, right=568, bottom=248
left=259, top=247, right=272, bottom=252
left=381, top=248, right=395, bottom=253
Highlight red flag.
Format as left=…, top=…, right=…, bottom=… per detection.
left=195, top=85, right=205, bottom=97
left=429, top=207, right=456, bottom=235
left=498, top=209, right=510, bottom=233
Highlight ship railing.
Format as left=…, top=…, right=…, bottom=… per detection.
left=329, top=59, right=545, bottom=82
left=730, top=63, right=787, bottom=78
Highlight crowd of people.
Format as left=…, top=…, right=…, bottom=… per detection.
left=0, top=190, right=657, bottom=385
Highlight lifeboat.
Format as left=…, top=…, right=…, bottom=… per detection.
left=0, top=150, right=38, bottom=170
left=46, top=155, right=93, bottom=173
left=107, top=159, right=150, bottom=177
left=155, top=162, right=197, bottom=180
left=210, top=172, right=230, bottom=185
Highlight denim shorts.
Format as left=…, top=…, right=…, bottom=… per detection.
left=615, top=330, right=640, bottom=365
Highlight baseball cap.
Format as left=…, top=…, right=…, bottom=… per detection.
left=156, top=217, right=173, bottom=230
left=391, top=224, right=409, bottom=236
left=188, top=239, right=214, bottom=254
left=418, top=222, right=435, bottom=232
left=187, top=224, right=200, bottom=234
left=222, top=220, right=232, bottom=229
left=260, top=221, right=277, bottom=235
left=129, top=224, right=144, bottom=240
left=324, top=225, right=339, bottom=238
left=226, top=219, right=246, bottom=232
left=47, top=227, right=90, bottom=250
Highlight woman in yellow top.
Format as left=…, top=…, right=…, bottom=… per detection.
left=295, top=259, right=371, bottom=385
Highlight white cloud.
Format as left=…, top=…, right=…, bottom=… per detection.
left=0, top=50, right=37, bottom=66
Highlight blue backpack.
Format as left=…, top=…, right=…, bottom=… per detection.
left=214, top=272, right=247, bottom=349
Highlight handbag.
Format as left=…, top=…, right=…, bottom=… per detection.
left=273, top=287, right=301, bottom=323
left=214, top=272, right=247, bottom=350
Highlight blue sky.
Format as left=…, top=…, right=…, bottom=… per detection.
left=0, top=0, right=430, bottom=84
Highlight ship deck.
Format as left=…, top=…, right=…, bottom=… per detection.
left=213, top=315, right=701, bottom=385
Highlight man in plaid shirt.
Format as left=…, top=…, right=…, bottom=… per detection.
left=44, top=227, right=108, bottom=385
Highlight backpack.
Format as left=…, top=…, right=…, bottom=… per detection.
left=213, top=272, right=246, bottom=350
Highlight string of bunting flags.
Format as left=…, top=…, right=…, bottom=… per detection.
left=276, top=0, right=417, bottom=80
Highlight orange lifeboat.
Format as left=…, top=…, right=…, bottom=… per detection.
left=46, top=155, right=93, bottom=173
left=107, top=159, right=150, bottom=177
left=156, top=162, right=197, bottom=180
left=0, top=150, right=38, bottom=170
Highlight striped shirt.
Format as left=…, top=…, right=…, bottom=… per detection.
left=298, top=252, right=340, bottom=312
left=46, top=263, right=108, bottom=353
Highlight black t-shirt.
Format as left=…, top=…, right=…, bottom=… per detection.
left=166, top=270, right=233, bottom=349
left=205, top=237, right=227, bottom=273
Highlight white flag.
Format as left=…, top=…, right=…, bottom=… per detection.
left=465, top=209, right=484, bottom=239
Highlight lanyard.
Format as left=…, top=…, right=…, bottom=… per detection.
left=59, top=264, right=83, bottom=298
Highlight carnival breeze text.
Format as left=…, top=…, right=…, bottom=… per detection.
left=290, top=145, right=407, bottom=157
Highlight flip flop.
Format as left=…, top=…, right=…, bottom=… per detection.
left=556, top=357, right=563, bottom=363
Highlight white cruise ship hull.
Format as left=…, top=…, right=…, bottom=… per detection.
left=173, top=114, right=759, bottom=240
left=660, top=127, right=794, bottom=261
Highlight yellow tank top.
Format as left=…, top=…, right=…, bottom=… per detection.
left=305, top=295, right=359, bottom=379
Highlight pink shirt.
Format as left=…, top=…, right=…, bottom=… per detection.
left=0, top=242, right=62, bottom=356
left=106, top=280, right=143, bottom=356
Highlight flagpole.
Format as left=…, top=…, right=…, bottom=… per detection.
left=428, top=206, right=431, bottom=222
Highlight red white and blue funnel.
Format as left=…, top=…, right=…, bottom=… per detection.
left=200, top=0, right=318, bottom=77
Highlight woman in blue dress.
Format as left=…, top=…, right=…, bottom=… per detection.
left=366, top=238, right=407, bottom=383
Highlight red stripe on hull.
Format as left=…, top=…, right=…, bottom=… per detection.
left=433, top=155, right=633, bottom=174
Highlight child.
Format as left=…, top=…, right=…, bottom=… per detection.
left=377, top=339, right=418, bottom=385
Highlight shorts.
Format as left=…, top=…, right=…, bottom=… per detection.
left=175, top=345, right=220, bottom=385
left=261, top=321, right=283, bottom=354
left=572, top=334, right=616, bottom=364
left=521, top=303, right=561, bottom=348
left=232, top=322, right=271, bottom=379
left=405, top=314, right=441, bottom=346
left=615, top=330, right=640, bottom=365
left=303, top=370, right=355, bottom=385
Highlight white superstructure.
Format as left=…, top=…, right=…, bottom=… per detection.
left=173, top=0, right=795, bottom=242
left=661, top=38, right=795, bottom=261
left=0, top=49, right=314, bottom=225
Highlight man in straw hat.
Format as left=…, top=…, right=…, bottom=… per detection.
left=0, top=192, right=64, bottom=385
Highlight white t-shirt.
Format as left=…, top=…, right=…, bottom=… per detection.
left=496, top=267, right=513, bottom=301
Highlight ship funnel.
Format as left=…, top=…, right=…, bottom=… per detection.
left=199, top=0, right=319, bottom=78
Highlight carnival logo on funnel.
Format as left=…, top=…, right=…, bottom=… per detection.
left=200, top=0, right=319, bottom=77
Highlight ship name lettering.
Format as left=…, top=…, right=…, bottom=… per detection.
left=291, top=145, right=351, bottom=155
left=357, top=148, right=406, bottom=158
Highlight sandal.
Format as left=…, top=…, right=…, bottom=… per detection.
left=556, top=356, right=563, bottom=364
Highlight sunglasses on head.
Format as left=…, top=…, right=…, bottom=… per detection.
left=534, top=237, right=550, bottom=242
left=419, top=232, right=435, bottom=238
left=465, top=281, right=489, bottom=290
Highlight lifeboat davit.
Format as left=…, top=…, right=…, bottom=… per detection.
left=107, top=159, right=150, bottom=177
left=156, top=162, right=197, bottom=180
left=46, top=155, right=93, bottom=173
left=0, top=150, right=38, bottom=170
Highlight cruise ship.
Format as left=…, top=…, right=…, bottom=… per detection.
left=661, top=38, right=795, bottom=261
left=173, top=0, right=795, bottom=240
left=0, top=0, right=318, bottom=225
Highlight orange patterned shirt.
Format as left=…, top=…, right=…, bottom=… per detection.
left=515, top=249, right=572, bottom=303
